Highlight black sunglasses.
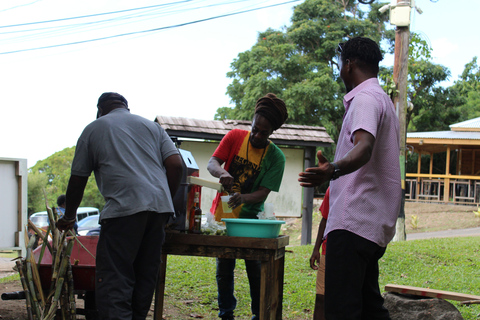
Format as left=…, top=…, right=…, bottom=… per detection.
left=337, top=42, right=345, bottom=53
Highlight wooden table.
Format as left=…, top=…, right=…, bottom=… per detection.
left=154, top=232, right=289, bottom=320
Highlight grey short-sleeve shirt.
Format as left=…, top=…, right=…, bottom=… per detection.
left=71, top=108, right=179, bottom=221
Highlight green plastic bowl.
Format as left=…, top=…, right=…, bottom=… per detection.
left=221, top=218, right=285, bottom=238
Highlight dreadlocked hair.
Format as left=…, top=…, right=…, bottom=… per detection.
left=341, top=37, right=383, bottom=74
left=254, top=93, right=288, bottom=131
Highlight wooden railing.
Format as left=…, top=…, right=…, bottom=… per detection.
left=405, top=173, right=480, bottom=204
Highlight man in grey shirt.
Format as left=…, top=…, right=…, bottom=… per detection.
left=57, top=92, right=183, bottom=320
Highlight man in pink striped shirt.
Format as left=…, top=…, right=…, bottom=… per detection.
left=299, top=37, right=401, bottom=319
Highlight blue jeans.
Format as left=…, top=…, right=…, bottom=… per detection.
left=216, top=258, right=261, bottom=319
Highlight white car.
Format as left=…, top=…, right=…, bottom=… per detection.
left=76, top=214, right=101, bottom=236
left=29, top=207, right=100, bottom=229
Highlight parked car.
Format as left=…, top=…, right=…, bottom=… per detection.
left=77, top=214, right=100, bottom=236
left=29, top=207, right=100, bottom=230
left=86, top=227, right=101, bottom=236
left=75, top=207, right=100, bottom=222
left=29, top=212, right=51, bottom=231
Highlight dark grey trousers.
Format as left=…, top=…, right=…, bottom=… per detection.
left=95, top=211, right=169, bottom=320
left=325, top=230, right=390, bottom=320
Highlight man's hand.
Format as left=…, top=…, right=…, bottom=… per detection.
left=228, top=192, right=243, bottom=209
left=56, top=216, right=76, bottom=232
left=207, top=157, right=234, bottom=192
left=219, top=172, right=234, bottom=192
left=298, top=150, right=333, bottom=188
left=310, top=248, right=321, bottom=270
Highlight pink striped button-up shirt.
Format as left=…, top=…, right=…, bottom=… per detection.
left=325, top=78, right=401, bottom=247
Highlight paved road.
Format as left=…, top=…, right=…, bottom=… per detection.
left=2, top=227, right=480, bottom=277
left=406, top=226, right=480, bottom=240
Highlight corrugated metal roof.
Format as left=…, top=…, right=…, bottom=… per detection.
left=154, top=116, right=334, bottom=147
left=407, top=131, right=480, bottom=140
left=450, top=116, right=480, bottom=130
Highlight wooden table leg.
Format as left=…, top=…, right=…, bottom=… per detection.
left=275, top=255, right=285, bottom=320
left=260, top=255, right=279, bottom=320
left=154, top=253, right=168, bottom=320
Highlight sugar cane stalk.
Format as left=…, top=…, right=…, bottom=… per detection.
left=16, top=260, right=34, bottom=320
left=48, top=231, right=66, bottom=299
left=66, top=243, right=76, bottom=320
left=45, top=238, right=73, bottom=320
left=44, top=277, right=64, bottom=320
left=27, top=219, right=53, bottom=256
left=25, top=236, right=42, bottom=320
left=29, top=253, right=46, bottom=307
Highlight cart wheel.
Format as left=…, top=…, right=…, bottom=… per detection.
left=84, top=291, right=98, bottom=320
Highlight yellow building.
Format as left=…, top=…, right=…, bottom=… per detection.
left=407, top=117, right=480, bottom=204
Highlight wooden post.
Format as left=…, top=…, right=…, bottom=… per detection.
left=470, top=149, right=476, bottom=176
left=429, top=152, right=433, bottom=177
left=301, top=147, right=315, bottom=245
left=472, top=150, right=475, bottom=175
left=416, top=152, right=422, bottom=200
left=444, top=146, right=451, bottom=203
left=391, top=0, right=410, bottom=241
left=154, top=253, right=168, bottom=320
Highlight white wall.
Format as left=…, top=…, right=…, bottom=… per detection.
left=180, top=140, right=304, bottom=218
left=0, top=158, right=27, bottom=256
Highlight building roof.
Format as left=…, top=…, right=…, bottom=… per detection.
left=407, top=116, right=480, bottom=141
left=450, top=117, right=480, bottom=132
left=407, top=131, right=480, bottom=140
left=407, top=117, right=480, bottom=154
left=154, top=116, right=334, bottom=148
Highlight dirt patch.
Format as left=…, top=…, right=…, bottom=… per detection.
left=405, top=201, right=480, bottom=233
left=0, top=281, right=27, bottom=320
left=0, top=277, right=190, bottom=320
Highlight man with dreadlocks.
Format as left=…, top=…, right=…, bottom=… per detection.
left=207, top=93, right=288, bottom=320
left=299, top=37, right=401, bottom=319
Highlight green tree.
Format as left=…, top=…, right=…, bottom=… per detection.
left=379, top=33, right=459, bottom=133
left=218, top=0, right=393, bottom=150
left=28, top=147, right=104, bottom=214
left=451, top=57, right=480, bottom=121
left=27, top=170, right=51, bottom=215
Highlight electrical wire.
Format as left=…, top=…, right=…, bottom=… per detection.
left=0, top=0, right=235, bottom=49
left=0, top=0, right=301, bottom=55
left=0, top=0, right=44, bottom=13
left=0, top=0, right=272, bottom=47
left=0, top=0, right=192, bottom=29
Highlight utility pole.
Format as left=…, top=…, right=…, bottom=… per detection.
left=380, top=0, right=421, bottom=241
left=393, top=14, right=409, bottom=242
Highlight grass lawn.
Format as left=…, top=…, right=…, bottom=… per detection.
left=162, top=236, right=480, bottom=319
left=0, top=251, right=18, bottom=259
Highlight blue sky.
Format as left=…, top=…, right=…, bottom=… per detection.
left=0, top=0, right=478, bottom=167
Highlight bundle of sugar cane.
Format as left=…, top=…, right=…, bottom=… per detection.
left=19, top=197, right=77, bottom=320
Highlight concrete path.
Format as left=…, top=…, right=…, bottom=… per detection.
left=0, top=257, right=17, bottom=278
left=406, top=226, right=480, bottom=241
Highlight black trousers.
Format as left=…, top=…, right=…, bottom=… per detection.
left=324, top=230, right=391, bottom=320
left=95, top=211, right=169, bottom=320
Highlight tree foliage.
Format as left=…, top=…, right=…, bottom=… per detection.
left=377, top=33, right=460, bottom=133
left=28, top=147, right=103, bottom=215
left=451, top=57, right=480, bottom=121
left=218, top=0, right=393, bottom=152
